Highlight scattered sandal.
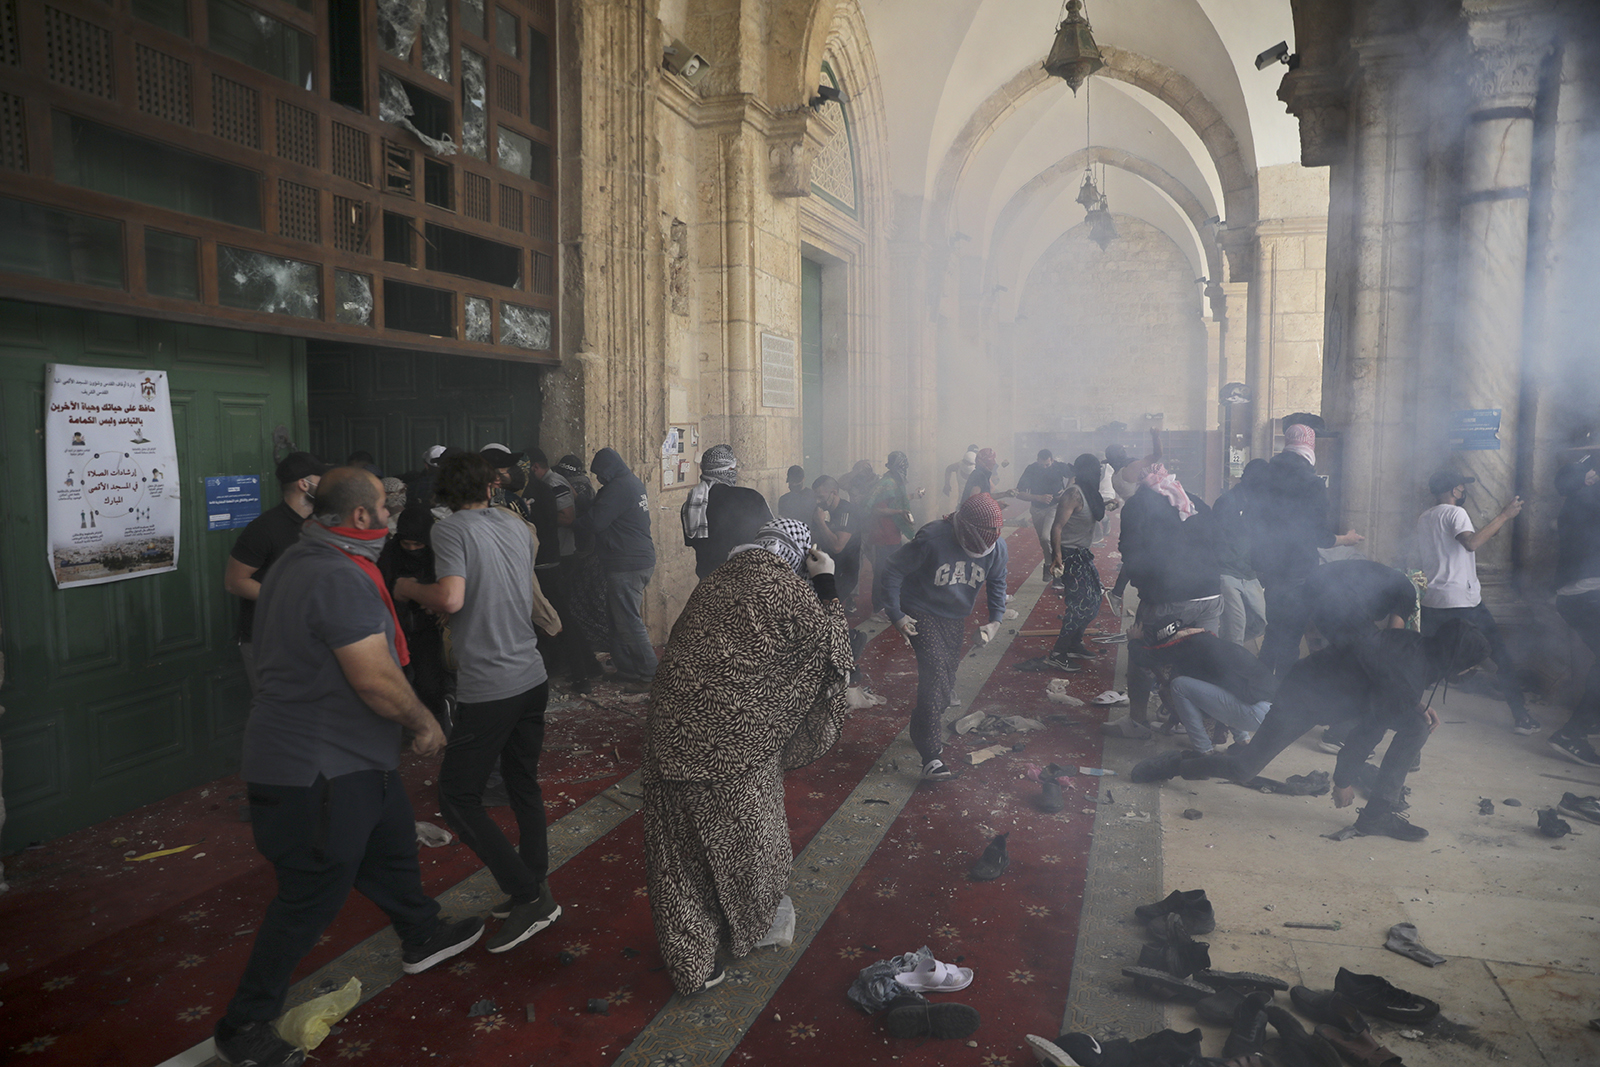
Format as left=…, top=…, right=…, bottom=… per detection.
left=893, top=955, right=974, bottom=993
left=1092, top=689, right=1130, bottom=704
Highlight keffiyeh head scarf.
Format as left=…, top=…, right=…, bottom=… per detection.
left=1142, top=464, right=1196, bottom=519
left=886, top=450, right=909, bottom=481
left=1283, top=422, right=1317, bottom=466
left=976, top=447, right=998, bottom=472
left=952, top=491, right=1005, bottom=556
left=745, top=517, right=813, bottom=574
left=682, top=444, right=739, bottom=541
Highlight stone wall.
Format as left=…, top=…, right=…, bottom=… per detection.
left=1012, top=217, right=1211, bottom=442
left=1249, top=163, right=1330, bottom=457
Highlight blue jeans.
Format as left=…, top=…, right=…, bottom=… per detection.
left=605, top=566, right=658, bottom=680
left=1218, top=575, right=1266, bottom=645
left=1167, top=676, right=1269, bottom=753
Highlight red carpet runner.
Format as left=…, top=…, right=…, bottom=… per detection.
left=0, top=519, right=1125, bottom=1066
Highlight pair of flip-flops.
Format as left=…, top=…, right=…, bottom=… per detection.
left=893, top=954, right=974, bottom=992
left=1092, top=690, right=1129, bottom=705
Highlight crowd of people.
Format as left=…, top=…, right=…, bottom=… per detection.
left=209, top=425, right=1600, bottom=1064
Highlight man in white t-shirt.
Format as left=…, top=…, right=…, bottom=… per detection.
left=1413, top=470, right=1536, bottom=734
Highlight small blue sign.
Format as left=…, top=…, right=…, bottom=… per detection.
left=206, top=475, right=261, bottom=530
left=1447, top=408, right=1501, bottom=451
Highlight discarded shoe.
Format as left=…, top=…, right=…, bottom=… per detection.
left=1196, top=969, right=1289, bottom=993
left=1333, top=967, right=1440, bottom=1023
left=1288, top=986, right=1370, bottom=1034
left=893, top=954, right=974, bottom=993
left=1037, top=776, right=1065, bottom=813
left=1313, top=1023, right=1403, bottom=1067
left=882, top=994, right=980, bottom=1040
left=1221, top=990, right=1271, bottom=1059
left=1195, top=988, right=1248, bottom=1025
left=1122, top=966, right=1217, bottom=1001
left=1354, top=799, right=1428, bottom=841
left=1131, top=749, right=1184, bottom=783
left=1263, top=1005, right=1341, bottom=1067
left=1102, top=716, right=1152, bottom=738
left=1024, top=1033, right=1084, bottom=1066
left=1091, top=688, right=1130, bottom=704
left=1537, top=807, right=1573, bottom=838
left=1383, top=922, right=1447, bottom=967
left=1147, top=906, right=1215, bottom=939
left=1133, top=888, right=1213, bottom=927
left=1126, top=1026, right=1202, bottom=1065
left=1137, top=937, right=1211, bottom=978
left=1557, top=792, right=1600, bottom=825
left=1549, top=731, right=1600, bottom=767
left=1278, top=770, right=1331, bottom=796
left=968, top=832, right=1010, bottom=880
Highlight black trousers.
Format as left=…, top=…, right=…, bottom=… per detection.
left=541, top=562, right=603, bottom=682
left=1193, top=695, right=1429, bottom=805
left=1420, top=602, right=1525, bottom=717
left=226, top=769, right=440, bottom=1026
left=1260, top=577, right=1312, bottom=676
left=438, top=683, right=551, bottom=903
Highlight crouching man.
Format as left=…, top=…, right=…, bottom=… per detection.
left=1134, top=620, right=1490, bottom=841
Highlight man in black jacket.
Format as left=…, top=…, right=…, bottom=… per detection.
left=1143, top=625, right=1278, bottom=752
left=1251, top=420, right=1363, bottom=674
left=1137, top=620, right=1490, bottom=840
left=1108, top=474, right=1222, bottom=739
left=581, top=448, right=658, bottom=684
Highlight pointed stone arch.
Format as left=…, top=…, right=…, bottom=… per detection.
left=929, top=46, right=1258, bottom=279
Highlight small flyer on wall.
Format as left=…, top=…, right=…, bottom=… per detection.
left=44, top=363, right=182, bottom=588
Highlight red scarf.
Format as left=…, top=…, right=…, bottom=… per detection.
left=325, top=524, right=410, bottom=667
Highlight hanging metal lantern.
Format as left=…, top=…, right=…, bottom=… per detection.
left=1076, top=171, right=1101, bottom=209
left=1086, top=205, right=1118, bottom=250
left=1044, top=0, right=1104, bottom=94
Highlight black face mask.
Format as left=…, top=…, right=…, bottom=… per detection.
left=503, top=466, right=528, bottom=493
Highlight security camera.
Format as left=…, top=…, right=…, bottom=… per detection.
left=810, top=84, right=847, bottom=109
left=1254, top=41, right=1298, bottom=70
left=664, top=39, right=711, bottom=85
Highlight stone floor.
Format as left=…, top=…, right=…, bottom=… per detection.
left=1089, top=677, right=1600, bottom=1066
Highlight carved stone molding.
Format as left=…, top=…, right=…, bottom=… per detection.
left=1278, top=70, right=1349, bottom=168
left=1219, top=226, right=1257, bottom=285
left=1464, top=4, right=1555, bottom=111
left=766, top=108, right=837, bottom=198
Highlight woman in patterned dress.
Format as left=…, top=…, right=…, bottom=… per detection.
left=643, top=518, right=853, bottom=995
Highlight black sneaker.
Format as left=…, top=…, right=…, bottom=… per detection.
left=1333, top=966, right=1440, bottom=1023
left=214, top=1020, right=306, bottom=1067
left=1550, top=733, right=1600, bottom=767
left=487, top=887, right=561, bottom=953
left=401, top=915, right=485, bottom=973
left=1512, top=711, right=1541, bottom=735
left=1354, top=802, right=1428, bottom=841
left=1042, top=653, right=1082, bottom=672
left=1557, top=792, right=1600, bottom=825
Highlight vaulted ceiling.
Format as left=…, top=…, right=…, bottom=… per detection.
left=857, top=0, right=1300, bottom=288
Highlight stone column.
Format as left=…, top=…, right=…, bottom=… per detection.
left=1454, top=5, right=1551, bottom=602
left=1323, top=33, right=1431, bottom=561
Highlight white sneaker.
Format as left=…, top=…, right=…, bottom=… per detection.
left=1101, top=716, right=1153, bottom=739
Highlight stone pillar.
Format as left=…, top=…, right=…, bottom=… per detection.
left=1453, top=6, right=1551, bottom=603
left=1323, top=33, right=1431, bottom=561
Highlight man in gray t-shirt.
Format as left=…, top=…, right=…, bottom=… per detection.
left=395, top=452, right=562, bottom=955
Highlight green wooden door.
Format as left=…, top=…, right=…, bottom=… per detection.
left=801, top=258, right=824, bottom=473
left=0, top=300, right=306, bottom=849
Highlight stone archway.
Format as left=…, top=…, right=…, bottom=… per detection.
left=929, top=46, right=1259, bottom=279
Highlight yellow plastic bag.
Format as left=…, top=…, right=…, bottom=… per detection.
left=274, top=977, right=361, bottom=1051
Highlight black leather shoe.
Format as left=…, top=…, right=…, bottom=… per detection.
left=1263, top=1004, right=1341, bottom=1067
left=1195, top=987, right=1247, bottom=1025
left=968, top=832, right=1009, bottom=880
left=1354, top=798, right=1428, bottom=841
left=1333, top=966, right=1440, bottom=1023
left=1038, top=777, right=1064, bottom=813
left=1138, top=938, right=1211, bottom=978
left=1289, top=985, right=1370, bottom=1035
left=1122, top=967, right=1217, bottom=1001
left=1221, top=990, right=1271, bottom=1058
left=1196, top=968, right=1289, bottom=993
left=1126, top=1027, right=1202, bottom=1067
left=1134, top=888, right=1209, bottom=922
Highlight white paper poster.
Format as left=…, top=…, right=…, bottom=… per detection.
left=45, top=364, right=181, bottom=588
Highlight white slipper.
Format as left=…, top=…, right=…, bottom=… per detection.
left=1025, top=1034, right=1084, bottom=1066
left=1091, top=689, right=1129, bottom=705
left=893, top=955, right=974, bottom=992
